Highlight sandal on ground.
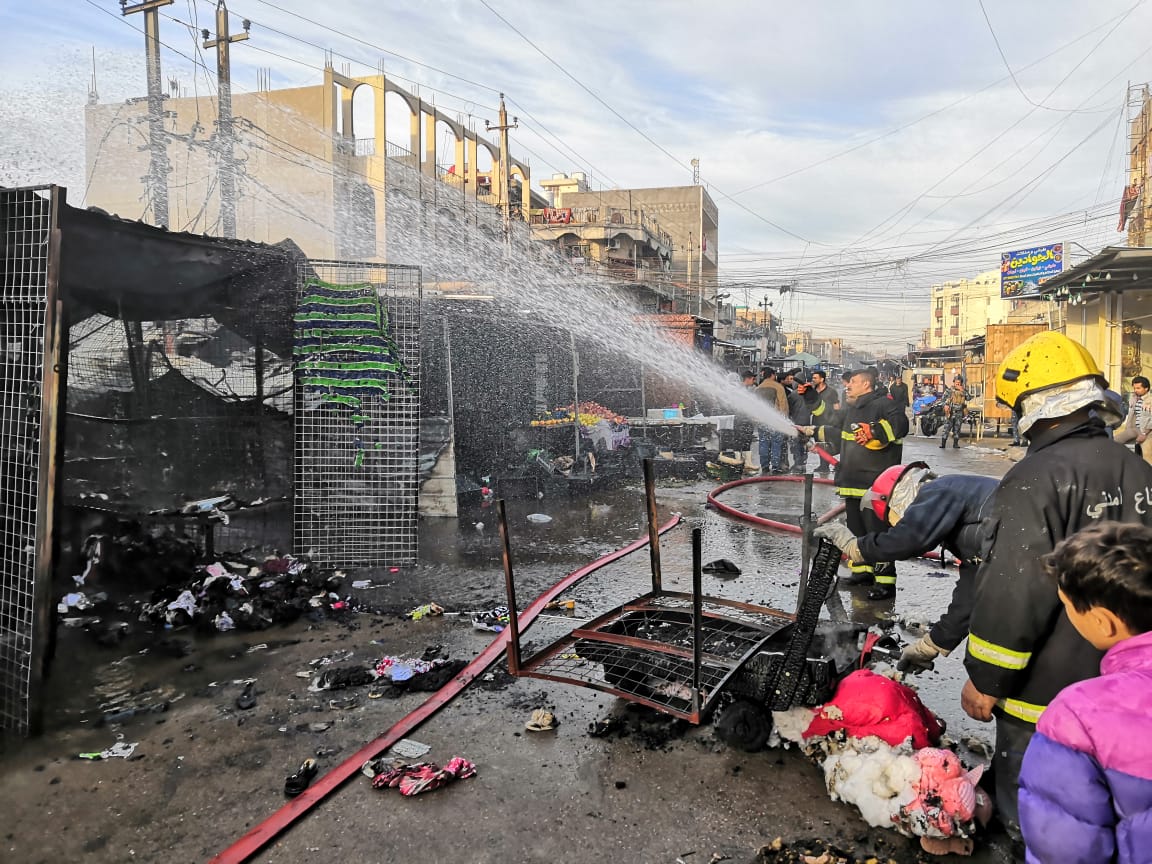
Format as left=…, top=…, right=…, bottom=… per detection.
left=701, top=559, right=741, bottom=575
left=361, top=757, right=387, bottom=780
left=588, top=716, right=624, bottom=738
left=284, top=758, right=318, bottom=797
left=235, top=681, right=257, bottom=711
left=525, top=708, right=557, bottom=732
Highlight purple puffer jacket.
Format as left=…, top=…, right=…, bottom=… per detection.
left=1018, top=629, right=1152, bottom=863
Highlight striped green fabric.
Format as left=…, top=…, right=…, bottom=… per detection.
left=296, top=360, right=403, bottom=373
left=293, top=277, right=413, bottom=464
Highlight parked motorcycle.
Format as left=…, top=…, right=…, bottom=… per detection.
left=914, top=397, right=946, bottom=437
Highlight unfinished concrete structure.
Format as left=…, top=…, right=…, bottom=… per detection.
left=84, top=64, right=539, bottom=261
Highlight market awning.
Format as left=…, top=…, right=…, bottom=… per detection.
left=1040, top=246, right=1152, bottom=297
left=783, top=351, right=821, bottom=366
left=57, top=203, right=306, bottom=357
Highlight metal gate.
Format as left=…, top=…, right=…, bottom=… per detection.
left=0, top=186, right=64, bottom=736
left=294, top=261, right=421, bottom=567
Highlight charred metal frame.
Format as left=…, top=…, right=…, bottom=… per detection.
left=501, top=458, right=816, bottom=725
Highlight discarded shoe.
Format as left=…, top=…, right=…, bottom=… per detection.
left=867, top=584, right=897, bottom=600
left=701, top=558, right=741, bottom=576
left=312, top=665, right=377, bottom=691
left=328, top=695, right=360, bottom=710
left=407, top=603, right=444, bottom=621
left=525, top=709, right=557, bottom=732
left=471, top=605, right=509, bottom=633
left=78, top=741, right=138, bottom=760
left=235, top=681, right=257, bottom=711
left=361, top=757, right=388, bottom=780
left=587, top=716, right=625, bottom=738
left=284, top=758, right=318, bottom=797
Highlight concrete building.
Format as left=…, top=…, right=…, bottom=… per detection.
left=529, top=174, right=677, bottom=311
left=782, top=330, right=812, bottom=356
left=726, top=307, right=782, bottom=363
left=927, top=270, right=1047, bottom=349
left=810, top=336, right=845, bottom=366
left=84, top=65, right=538, bottom=261
left=533, top=179, right=719, bottom=316
left=779, top=331, right=841, bottom=365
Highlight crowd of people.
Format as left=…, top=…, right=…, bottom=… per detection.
left=788, top=331, right=1152, bottom=862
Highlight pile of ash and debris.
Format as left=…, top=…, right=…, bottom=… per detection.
left=56, top=520, right=375, bottom=646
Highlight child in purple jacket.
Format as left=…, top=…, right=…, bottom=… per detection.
left=1018, top=522, right=1152, bottom=864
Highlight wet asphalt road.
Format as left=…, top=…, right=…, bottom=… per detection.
left=0, top=430, right=1021, bottom=864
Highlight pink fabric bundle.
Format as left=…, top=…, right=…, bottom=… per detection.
left=371, top=756, right=477, bottom=797
left=904, top=748, right=985, bottom=835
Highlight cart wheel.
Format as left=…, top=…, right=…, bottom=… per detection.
left=714, top=699, right=771, bottom=752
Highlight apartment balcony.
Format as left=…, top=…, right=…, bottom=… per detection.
left=385, top=140, right=419, bottom=170
left=935, top=308, right=943, bottom=319
left=528, top=206, right=674, bottom=258
left=949, top=306, right=960, bottom=316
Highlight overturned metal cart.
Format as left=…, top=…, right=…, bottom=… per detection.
left=499, top=460, right=856, bottom=751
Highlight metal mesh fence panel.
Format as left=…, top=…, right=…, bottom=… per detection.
left=294, top=261, right=421, bottom=567
left=0, top=186, right=62, bottom=736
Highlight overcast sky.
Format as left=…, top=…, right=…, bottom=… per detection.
left=2, top=0, right=1148, bottom=349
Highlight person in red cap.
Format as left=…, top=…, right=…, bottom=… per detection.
left=814, top=463, right=997, bottom=671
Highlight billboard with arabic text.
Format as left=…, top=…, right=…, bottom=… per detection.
left=1001, top=243, right=1064, bottom=298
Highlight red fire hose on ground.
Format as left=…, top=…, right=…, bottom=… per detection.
left=706, top=444, right=947, bottom=564
left=209, top=516, right=683, bottom=864
left=707, top=444, right=844, bottom=532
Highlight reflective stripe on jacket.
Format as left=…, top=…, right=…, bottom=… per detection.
left=814, top=388, right=908, bottom=492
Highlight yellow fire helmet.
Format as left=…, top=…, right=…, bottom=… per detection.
left=995, top=331, right=1106, bottom=411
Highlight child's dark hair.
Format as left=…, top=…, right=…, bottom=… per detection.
left=1044, top=522, right=1152, bottom=634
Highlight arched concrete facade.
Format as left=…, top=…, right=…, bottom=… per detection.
left=323, top=63, right=531, bottom=260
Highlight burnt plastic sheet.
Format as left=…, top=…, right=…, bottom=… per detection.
left=58, top=204, right=303, bottom=358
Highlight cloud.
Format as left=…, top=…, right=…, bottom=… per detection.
left=2, top=0, right=1147, bottom=348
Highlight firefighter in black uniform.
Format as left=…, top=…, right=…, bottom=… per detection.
left=798, top=367, right=908, bottom=599
left=814, top=463, right=997, bottom=670
left=808, top=369, right=839, bottom=477
left=960, top=331, right=1152, bottom=838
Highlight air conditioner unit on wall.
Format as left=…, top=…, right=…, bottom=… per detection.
left=606, top=239, right=621, bottom=250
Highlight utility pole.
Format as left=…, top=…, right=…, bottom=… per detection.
left=203, top=1, right=250, bottom=238
left=121, top=0, right=174, bottom=228
left=688, top=231, right=696, bottom=316
left=486, top=93, right=518, bottom=240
